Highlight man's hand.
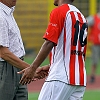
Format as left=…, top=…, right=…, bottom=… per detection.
left=18, top=66, right=36, bottom=85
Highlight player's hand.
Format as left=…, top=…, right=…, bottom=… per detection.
left=41, top=65, right=50, bottom=72
left=33, top=67, right=49, bottom=80
left=32, top=65, right=50, bottom=81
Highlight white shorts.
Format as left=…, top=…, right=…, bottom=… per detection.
left=38, top=81, right=86, bottom=100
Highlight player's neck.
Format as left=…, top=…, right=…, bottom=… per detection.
left=58, top=1, right=72, bottom=6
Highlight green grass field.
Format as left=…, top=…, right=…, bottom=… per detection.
left=28, top=90, right=100, bottom=100
left=24, top=56, right=100, bottom=100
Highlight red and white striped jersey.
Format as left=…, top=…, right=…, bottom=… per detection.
left=43, top=4, right=88, bottom=86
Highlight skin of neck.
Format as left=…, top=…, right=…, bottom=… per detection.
left=58, top=0, right=72, bottom=6
left=0, top=1, right=15, bottom=8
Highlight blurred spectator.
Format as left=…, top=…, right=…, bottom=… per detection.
left=87, top=8, right=100, bottom=83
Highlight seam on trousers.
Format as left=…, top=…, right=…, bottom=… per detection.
left=0, top=62, right=5, bottom=80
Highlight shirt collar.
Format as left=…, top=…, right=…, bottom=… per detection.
left=0, top=2, right=15, bottom=15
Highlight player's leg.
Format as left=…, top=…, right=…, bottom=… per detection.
left=90, top=45, right=99, bottom=83
left=38, top=81, right=85, bottom=100
left=68, top=86, right=86, bottom=100
left=38, top=81, right=72, bottom=100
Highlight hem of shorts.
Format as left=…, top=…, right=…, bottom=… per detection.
left=45, top=80, right=86, bottom=87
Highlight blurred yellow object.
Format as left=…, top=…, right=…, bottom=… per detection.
left=89, top=0, right=97, bottom=15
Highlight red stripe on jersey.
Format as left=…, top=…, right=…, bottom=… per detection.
left=69, top=12, right=76, bottom=85
left=77, top=12, right=84, bottom=85
left=49, top=52, right=52, bottom=65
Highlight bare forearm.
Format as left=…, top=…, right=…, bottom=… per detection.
left=0, top=47, right=29, bottom=69
left=31, top=40, right=54, bottom=70
left=3, top=54, right=29, bottom=69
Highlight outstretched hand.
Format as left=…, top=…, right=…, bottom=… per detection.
left=17, top=65, right=50, bottom=85
left=18, top=67, right=36, bottom=85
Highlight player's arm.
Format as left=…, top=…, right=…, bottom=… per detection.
left=31, top=40, right=54, bottom=70
left=0, top=46, right=30, bottom=69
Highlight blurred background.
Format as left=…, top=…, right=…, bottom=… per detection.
left=14, top=0, right=99, bottom=56
left=14, top=0, right=100, bottom=100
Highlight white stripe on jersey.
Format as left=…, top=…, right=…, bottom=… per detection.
left=64, top=12, right=72, bottom=83
left=73, top=12, right=80, bottom=85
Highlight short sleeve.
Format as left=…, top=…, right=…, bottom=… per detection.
left=43, top=8, right=63, bottom=45
left=0, top=17, right=9, bottom=47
